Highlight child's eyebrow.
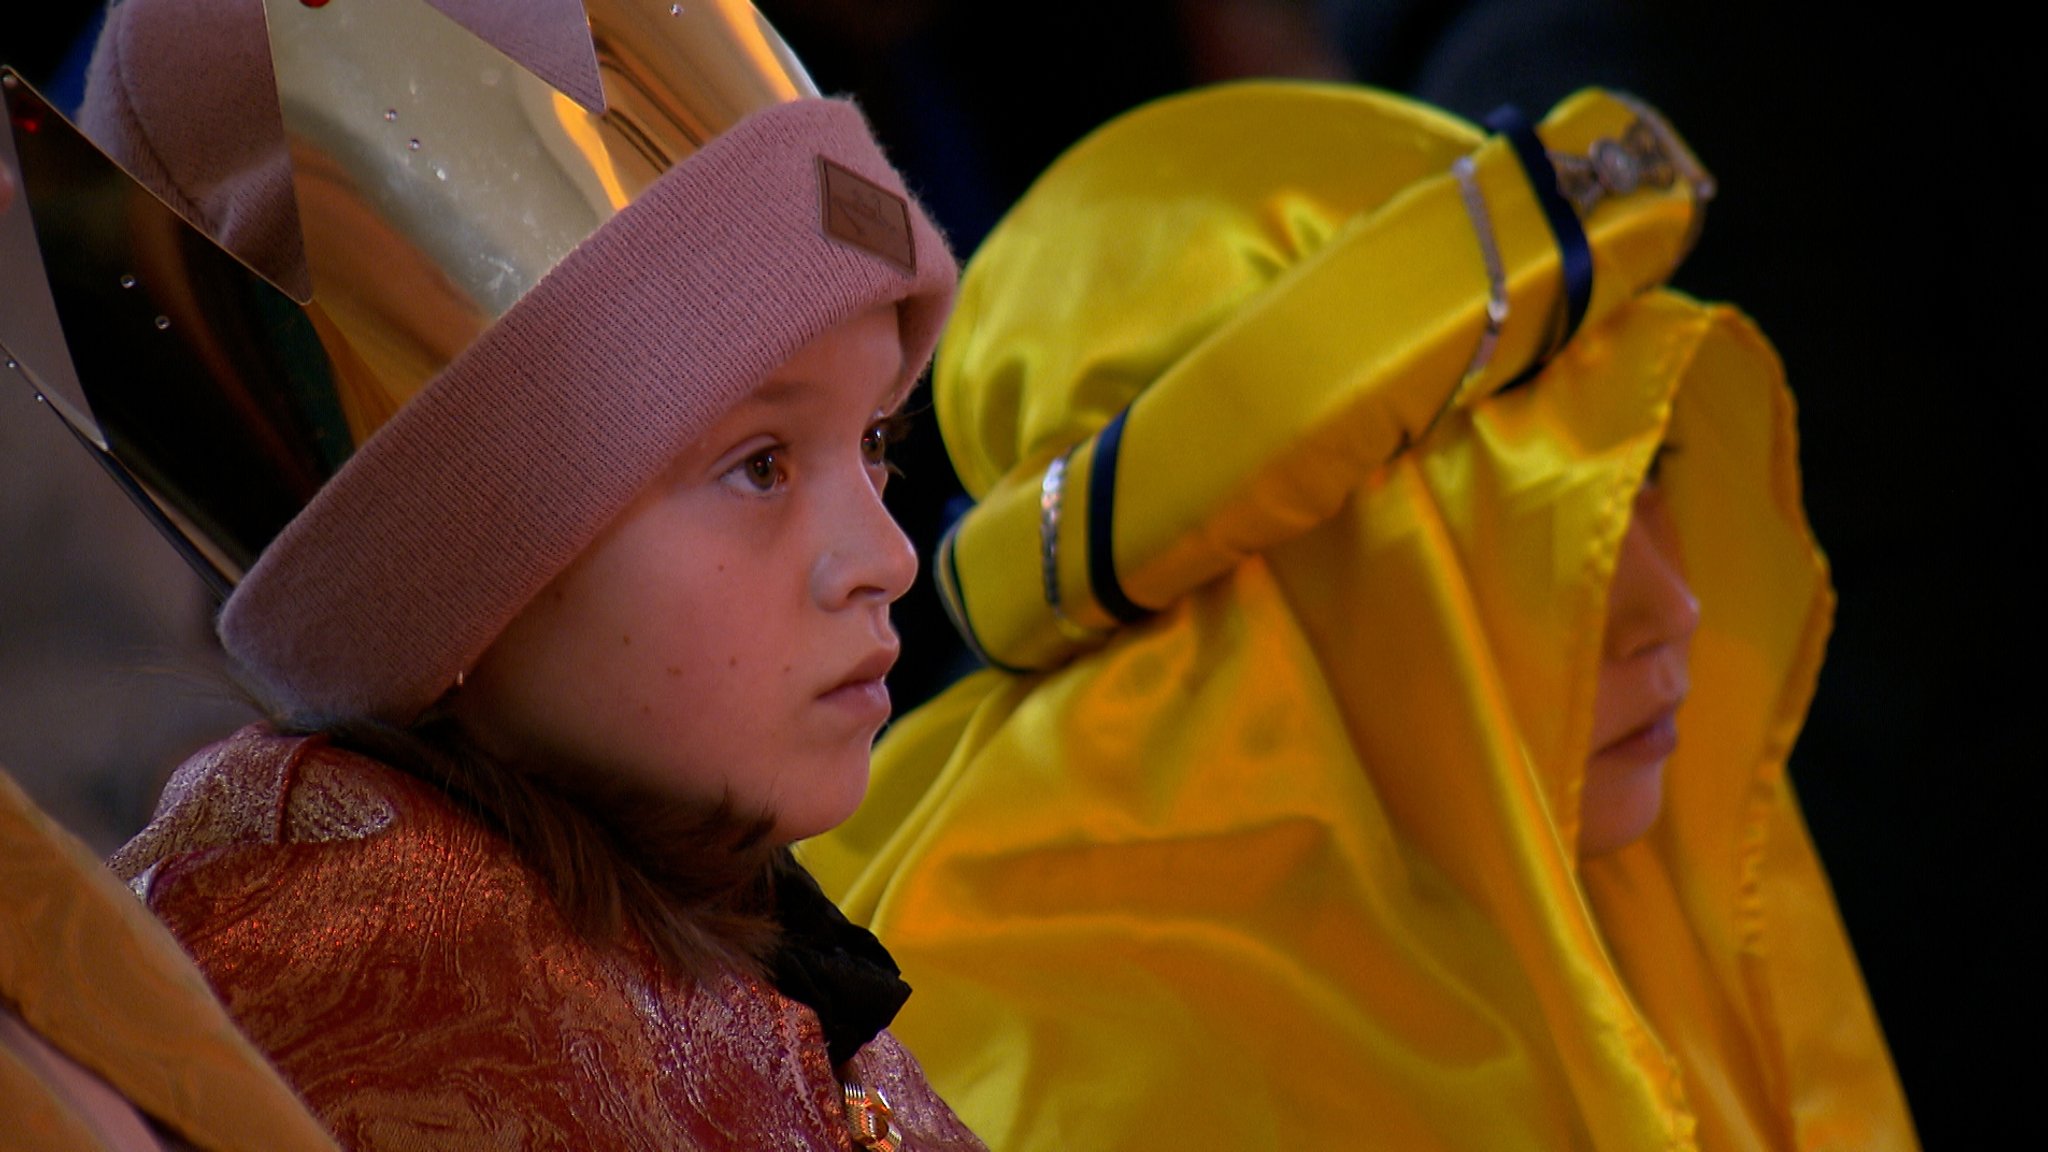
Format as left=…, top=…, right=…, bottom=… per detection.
left=741, top=376, right=824, bottom=408
left=745, top=362, right=910, bottom=416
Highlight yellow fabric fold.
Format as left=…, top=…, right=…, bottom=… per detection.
left=808, top=82, right=1914, bottom=1152
left=938, top=84, right=1706, bottom=670
left=0, top=768, right=339, bottom=1152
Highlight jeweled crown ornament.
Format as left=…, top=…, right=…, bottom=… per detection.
left=0, top=0, right=820, bottom=595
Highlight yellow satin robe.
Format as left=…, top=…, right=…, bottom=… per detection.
left=805, top=82, right=1917, bottom=1150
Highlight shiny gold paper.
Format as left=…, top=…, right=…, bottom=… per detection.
left=0, top=0, right=817, bottom=588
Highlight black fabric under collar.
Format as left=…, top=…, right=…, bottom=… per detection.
left=768, top=859, right=911, bottom=1068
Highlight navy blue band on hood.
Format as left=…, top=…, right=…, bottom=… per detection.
left=1087, top=407, right=1151, bottom=625
left=1485, top=104, right=1593, bottom=386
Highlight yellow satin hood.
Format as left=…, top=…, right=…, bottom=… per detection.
left=807, top=82, right=1916, bottom=1150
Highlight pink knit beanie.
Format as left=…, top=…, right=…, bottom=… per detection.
left=79, top=0, right=956, bottom=725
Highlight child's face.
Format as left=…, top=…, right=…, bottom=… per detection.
left=1580, top=468, right=1700, bottom=857
left=453, top=303, right=917, bottom=842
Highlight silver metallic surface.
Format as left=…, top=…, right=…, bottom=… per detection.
left=3, top=71, right=330, bottom=590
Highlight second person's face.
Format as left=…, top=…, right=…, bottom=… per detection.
left=1581, top=462, right=1700, bottom=858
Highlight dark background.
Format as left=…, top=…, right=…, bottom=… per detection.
left=3, top=4, right=2030, bottom=1146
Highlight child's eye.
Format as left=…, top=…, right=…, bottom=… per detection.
left=863, top=413, right=912, bottom=477
left=722, top=449, right=786, bottom=495
left=1644, top=441, right=1680, bottom=490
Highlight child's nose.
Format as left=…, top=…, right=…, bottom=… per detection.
left=1605, top=497, right=1701, bottom=660
left=813, top=476, right=919, bottom=610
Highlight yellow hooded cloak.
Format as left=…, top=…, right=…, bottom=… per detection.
left=806, top=83, right=1916, bottom=1151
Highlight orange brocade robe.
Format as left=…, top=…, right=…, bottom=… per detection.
left=107, top=726, right=985, bottom=1152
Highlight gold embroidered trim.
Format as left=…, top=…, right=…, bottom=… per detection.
left=842, top=1080, right=902, bottom=1151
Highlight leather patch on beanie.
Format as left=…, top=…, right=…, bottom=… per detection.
left=818, top=157, right=916, bottom=273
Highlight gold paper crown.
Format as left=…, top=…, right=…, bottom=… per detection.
left=0, top=0, right=818, bottom=593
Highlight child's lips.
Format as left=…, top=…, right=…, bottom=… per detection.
left=818, top=646, right=898, bottom=722
left=1594, top=707, right=1680, bottom=765
left=820, top=676, right=891, bottom=723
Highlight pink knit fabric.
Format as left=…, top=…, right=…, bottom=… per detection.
left=82, top=0, right=307, bottom=295
left=79, top=0, right=956, bottom=724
